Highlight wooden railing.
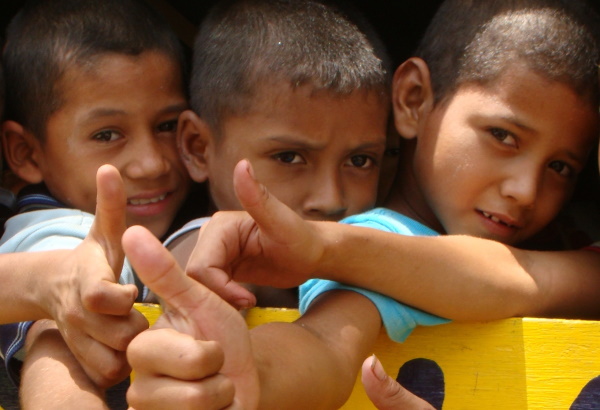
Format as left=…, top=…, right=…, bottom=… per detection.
left=135, top=303, right=600, bottom=409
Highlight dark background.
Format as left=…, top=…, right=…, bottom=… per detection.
left=0, top=0, right=447, bottom=68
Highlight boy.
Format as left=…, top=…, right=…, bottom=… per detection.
left=0, top=0, right=194, bottom=406
left=125, top=0, right=600, bottom=408
left=7, top=0, right=392, bottom=406
left=162, top=0, right=392, bottom=307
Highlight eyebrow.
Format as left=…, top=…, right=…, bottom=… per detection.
left=82, top=103, right=188, bottom=122
left=266, top=135, right=386, bottom=151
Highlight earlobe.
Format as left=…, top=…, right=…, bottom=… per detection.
left=177, top=110, right=211, bottom=183
left=1, top=120, right=44, bottom=184
left=392, top=57, right=434, bottom=140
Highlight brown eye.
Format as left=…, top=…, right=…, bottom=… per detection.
left=273, top=151, right=303, bottom=164
left=93, top=130, right=120, bottom=142
left=157, top=120, right=178, bottom=133
left=549, top=160, right=573, bottom=177
left=346, top=155, right=374, bottom=169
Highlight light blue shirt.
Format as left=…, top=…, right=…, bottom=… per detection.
left=299, top=208, right=450, bottom=342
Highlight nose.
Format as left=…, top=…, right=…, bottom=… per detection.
left=499, top=162, right=541, bottom=209
left=124, top=135, right=171, bottom=180
left=302, top=170, right=347, bottom=220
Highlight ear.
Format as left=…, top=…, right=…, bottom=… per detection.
left=1, top=120, right=44, bottom=184
left=177, top=109, right=212, bottom=183
left=392, top=57, right=434, bottom=140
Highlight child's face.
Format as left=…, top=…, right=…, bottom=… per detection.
left=34, top=51, right=190, bottom=238
left=184, top=83, right=388, bottom=221
left=413, top=63, right=598, bottom=245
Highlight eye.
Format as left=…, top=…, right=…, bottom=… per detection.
left=272, top=151, right=304, bottom=164
left=548, top=160, right=573, bottom=178
left=92, top=130, right=121, bottom=142
left=157, top=120, right=178, bottom=133
left=490, top=128, right=517, bottom=148
left=346, top=155, right=374, bottom=169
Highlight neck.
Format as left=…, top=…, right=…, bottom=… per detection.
left=382, top=140, right=445, bottom=233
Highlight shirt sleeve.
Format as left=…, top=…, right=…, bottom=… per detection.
left=298, top=208, right=449, bottom=343
left=0, top=321, right=33, bottom=385
left=299, top=279, right=449, bottom=343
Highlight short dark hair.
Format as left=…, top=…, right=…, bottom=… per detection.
left=2, top=0, right=187, bottom=140
left=416, top=0, right=600, bottom=107
left=0, top=59, right=4, bottom=122
left=190, top=0, right=392, bottom=132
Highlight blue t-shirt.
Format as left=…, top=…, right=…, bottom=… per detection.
left=299, top=208, right=450, bottom=342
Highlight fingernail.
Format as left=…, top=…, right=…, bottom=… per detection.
left=244, top=159, right=255, bottom=179
left=235, top=298, right=254, bottom=309
left=371, top=354, right=387, bottom=381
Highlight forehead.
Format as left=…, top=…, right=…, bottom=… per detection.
left=56, top=51, right=184, bottom=111
left=50, top=52, right=186, bottom=128
left=223, top=82, right=389, bottom=139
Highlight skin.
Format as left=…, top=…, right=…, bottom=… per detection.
left=172, top=82, right=388, bottom=307
left=3, top=51, right=190, bottom=238
left=179, top=82, right=388, bottom=221
left=388, top=59, right=597, bottom=245
left=125, top=58, right=599, bottom=409
left=0, top=50, right=190, bottom=404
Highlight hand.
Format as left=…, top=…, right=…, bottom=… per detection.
left=361, top=355, right=435, bottom=410
left=124, top=225, right=259, bottom=410
left=185, top=159, right=326, bottom=308
left=41, top=165, right=148, bottom=387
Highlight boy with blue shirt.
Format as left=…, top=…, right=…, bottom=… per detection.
left=0, top=0, right=392, bottom=407
left=0, top=0, right=199, bottom=406
left=160, top=0, right=392, bottom=308
left=124, top=0, right=600, bottom=408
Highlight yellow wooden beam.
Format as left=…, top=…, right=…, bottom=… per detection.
left=135, top=304, right=600, bottom=409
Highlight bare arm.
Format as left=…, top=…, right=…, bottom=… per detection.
left=20, top=320, right=108, bottom=410
left=12, top=165, right=147, bottom=398
left=125, top=225, right=381, bottom=409
left=186, top=159, right=600, bottom=321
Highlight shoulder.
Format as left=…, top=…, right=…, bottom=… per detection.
left=0, top=209, right=94, bottom=252
left=340, top=208, right=439, bottom=236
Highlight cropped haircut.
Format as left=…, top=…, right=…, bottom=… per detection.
left=190, top=0, right=392, bottom=133
left=415, top=0, right=600, bottom=107
left=2, top=0, right=187, bottom=140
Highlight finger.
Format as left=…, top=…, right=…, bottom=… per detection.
left=233, top=159, right=303, bottom=242
left=128, top=328, right=225, bottom=380
left=82, top=280, right=138, bottom=315
left=64, top=330, right=132, bottom=388
left=80, top=309, right=149, bottom=351
left=122, top=226, right=237, bottom=330
left=90, top=164, right=127, bottom=278
left=127, top=372, right=235, bottom=410
left=189, top=217, right=257, bottom=309
left=361, top=355, right=435, bottom=410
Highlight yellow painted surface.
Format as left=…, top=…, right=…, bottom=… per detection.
left=134, top=304, right=600, bottom=409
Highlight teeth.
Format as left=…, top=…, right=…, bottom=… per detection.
left=482, top=211, right=511, bottom=227
left=128, top=194, right=166, bottom=205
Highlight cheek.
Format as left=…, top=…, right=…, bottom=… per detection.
left=347, top=177, right=379, bottom=211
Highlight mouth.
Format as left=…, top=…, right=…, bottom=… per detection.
left=127, top=193, right=168, bottom=206
left=480, top=211, right=519, bottom=229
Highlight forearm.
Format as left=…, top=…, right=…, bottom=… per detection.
left=251, top=291, right=381, bottom=409
left=21, top=320, right=108, bottom=410
left=316, top=224, right=600, bottom=320
left=0, top=251, right=73, bottom=323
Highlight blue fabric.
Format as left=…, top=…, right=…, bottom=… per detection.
left=299, top=208, right=450, bottom=343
